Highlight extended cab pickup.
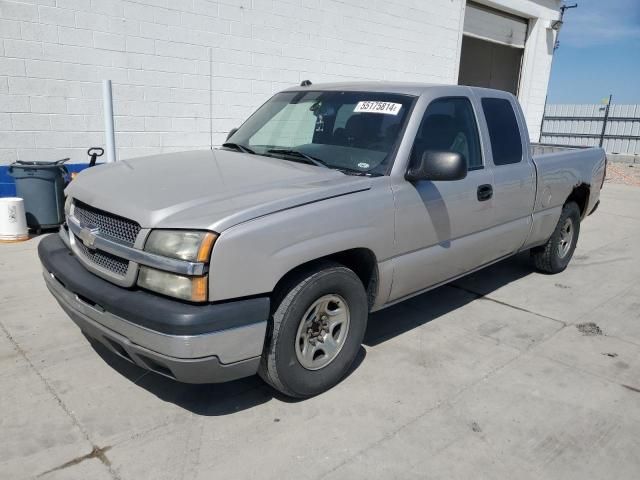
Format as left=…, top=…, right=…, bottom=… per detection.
left=39, top=83, right=606, bottom=398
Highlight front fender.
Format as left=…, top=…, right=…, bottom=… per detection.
left=208, top=182, right=395, bottom=302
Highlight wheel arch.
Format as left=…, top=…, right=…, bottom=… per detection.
left=565, top=183, right=591, bottom=218
left=271, top=248, right=379, bottom=311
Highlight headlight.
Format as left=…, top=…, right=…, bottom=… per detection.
left=138, top=229, right=216, bottom=302
left=144, top=230, right=217, bottom=262
left=138, top=266, right=208, bottom=302
left=64, top=196, right=72, bottom=216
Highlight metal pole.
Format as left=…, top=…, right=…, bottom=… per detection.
left=539, top=94, right=548, bottom=142
left=102, top=80, right=117, bottom=163
left=209, top=47, right=213, bottom=150
left=542, top=4, right=577, bottom=142
left=599, top=94, right=612, bottom=148
left=553, top=3, right=577, bottom=51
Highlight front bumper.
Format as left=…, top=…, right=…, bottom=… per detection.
left=39, top=234, right=270, bottom=383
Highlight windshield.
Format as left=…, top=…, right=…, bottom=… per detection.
left=226, top=90, right=415, bottom=175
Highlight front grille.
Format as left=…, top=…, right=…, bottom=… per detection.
left=73, top=200, right=141, bottom=246
left=75, top=239, right=129, bottom=277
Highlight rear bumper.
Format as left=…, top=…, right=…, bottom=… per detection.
left=39, top=234, right=269, bottom=383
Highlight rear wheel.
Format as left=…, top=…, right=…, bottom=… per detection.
left=531, top=201, right=581, bottom=273
left=259, top=263, right=368, bottom=398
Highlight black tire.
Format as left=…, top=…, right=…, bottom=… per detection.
left=531, top=201, right=581, bottom=274
left=259, top=262, right=368, bottom=398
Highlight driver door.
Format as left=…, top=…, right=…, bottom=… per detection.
left=389, top=96, right=498, bottom=302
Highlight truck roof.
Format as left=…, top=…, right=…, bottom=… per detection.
left=282, top=81, right=498, bottom=97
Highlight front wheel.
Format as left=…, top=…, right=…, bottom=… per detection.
left=259, top=263, right=368, bottom=398
left=531, top=201, right=581, bottom=274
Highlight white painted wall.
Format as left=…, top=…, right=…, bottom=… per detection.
left=0, top=0, right=558, bottom=165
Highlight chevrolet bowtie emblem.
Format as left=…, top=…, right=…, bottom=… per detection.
left=78, top=226, right=100, bottom=249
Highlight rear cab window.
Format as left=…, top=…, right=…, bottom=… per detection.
left=481, top=98, right=523, bottom=166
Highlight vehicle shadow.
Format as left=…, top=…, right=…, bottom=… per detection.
left=91, top=252, right=533, bottom=415
left=365, top=251, right=534, bottom=346
left=90, top=339, right=367, bottom=416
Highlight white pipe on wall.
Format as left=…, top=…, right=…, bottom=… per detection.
left=102, top=80, right=117, bottom=163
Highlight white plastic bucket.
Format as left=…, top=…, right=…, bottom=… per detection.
left=0, top=197, right=29, bottom=242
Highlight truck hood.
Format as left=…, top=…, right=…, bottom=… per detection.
left=66, top=149, right=371, bottom=231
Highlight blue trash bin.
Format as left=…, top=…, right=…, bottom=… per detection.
left=8, top=159, right=70, bottom=231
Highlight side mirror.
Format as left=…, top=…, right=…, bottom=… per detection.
left=226, top=128, right=238, bottom=140
left=405, top=150, right=467, bottom=182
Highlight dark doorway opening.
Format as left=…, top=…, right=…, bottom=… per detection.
left=458, top=36, right=523, bottom=95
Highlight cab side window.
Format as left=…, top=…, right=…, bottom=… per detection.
left=481, top=98, right=523, bottom=165
left=411, top=97, right=483, bottom=170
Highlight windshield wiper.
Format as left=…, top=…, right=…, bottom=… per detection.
left=338, top=168, right=382, bottom=177
left=222, top=142, right=255, bottom=154
left=266, top=148, right=329, bottom=168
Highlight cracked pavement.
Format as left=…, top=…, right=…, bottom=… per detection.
left=1, top=183, right=639, bottom=479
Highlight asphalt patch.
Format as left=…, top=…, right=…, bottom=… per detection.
left=576, top=322, right=603, bottom=336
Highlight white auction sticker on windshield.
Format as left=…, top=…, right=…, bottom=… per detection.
left=354, top=101, right=402, bottom=115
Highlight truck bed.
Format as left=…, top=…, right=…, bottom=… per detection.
left=532, top=145, right=606, bottom=214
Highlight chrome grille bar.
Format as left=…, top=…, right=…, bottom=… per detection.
left=67, top=215, right=206, bottom=276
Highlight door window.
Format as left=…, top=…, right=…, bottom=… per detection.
left=411, top=97, right=483, bottom=170
left=481, top=98, right=523, bottom=165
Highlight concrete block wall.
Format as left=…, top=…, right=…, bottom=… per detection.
left=0, top=0, right=465, bottom=165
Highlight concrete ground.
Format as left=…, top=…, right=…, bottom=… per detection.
left=1, top=183, right=639, bottom=480
left=607, top=162, right=640, bottom=187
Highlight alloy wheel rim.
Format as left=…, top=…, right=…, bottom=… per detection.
left=295, top=294, right=350, bottom=371
left=558, top=217, right=574, bottom=258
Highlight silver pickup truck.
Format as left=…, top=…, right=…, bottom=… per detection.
left=39, top=82, right=606, bottom=398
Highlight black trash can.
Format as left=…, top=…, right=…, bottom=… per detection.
left=8, top=159, right=69, bottom=231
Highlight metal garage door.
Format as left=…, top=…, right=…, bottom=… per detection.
left=458, top=2, right=528, bottom=95
left=463, top=1, right=528, bottom=48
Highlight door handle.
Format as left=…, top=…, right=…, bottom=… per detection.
left=477, top=184, right=493, bottom=201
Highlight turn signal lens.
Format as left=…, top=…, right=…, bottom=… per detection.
left=197, top=232, right=217, bottom=262
left=191, top=275, right=208, bottom=302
